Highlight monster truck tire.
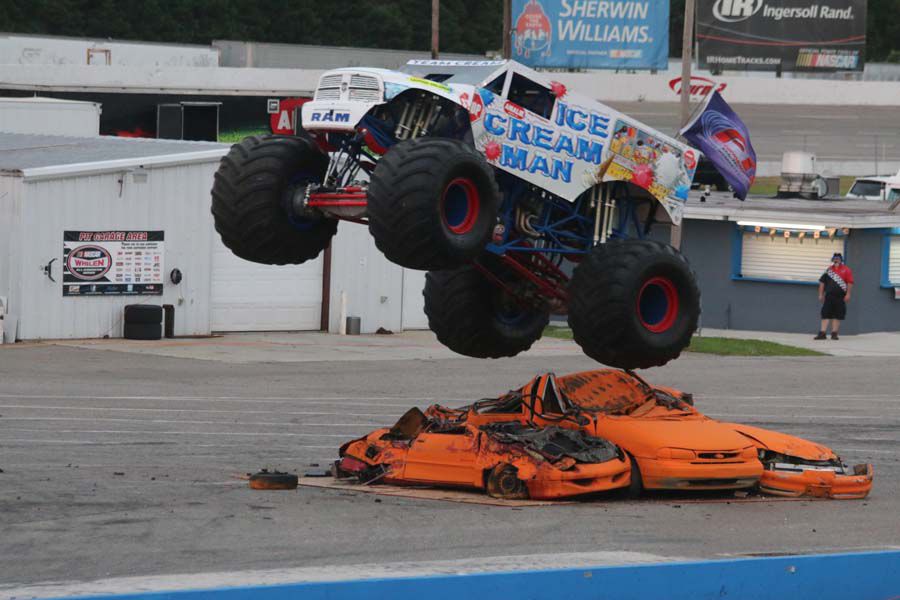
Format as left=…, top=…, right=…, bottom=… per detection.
left=568, top=240, right=700, bottom=370
left=211, top=135, right=336, bottom=265
left=368, top=138, right=500, bottom=271
left=424, top=264, right=549, bottom=359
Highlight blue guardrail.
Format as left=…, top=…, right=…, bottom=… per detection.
left=54, top=550, right=900, bottom=600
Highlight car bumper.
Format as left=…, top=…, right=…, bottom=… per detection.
left=524, top=460, right=631, bottom=499
left=759, top=464, right=873, bottom=499
left=640, top=459, right=763, bottom=490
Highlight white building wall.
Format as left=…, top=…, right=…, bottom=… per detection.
left=0, top=176, right=24, bottom=342
left=0, top=34, right=218, bottom=67
left=0, top=98, right=101, bottom=137
left=328, top=223, right=403, bottom=334
left=16, top=161, right=218, bottom=339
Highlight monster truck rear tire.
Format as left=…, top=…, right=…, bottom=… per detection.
left=211, top=135, right=336, bottom=265
left=368, top=138, right=499, bottom=271
left=424, top=264, right=549, bottom=359
left=568, top=240, right=700, bottom=370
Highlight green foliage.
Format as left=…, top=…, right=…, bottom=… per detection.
left=3, top=0, right=502, bottom=55
left=2, top=0, right=895, bottom=62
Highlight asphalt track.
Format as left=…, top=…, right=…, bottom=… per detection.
left=1, top=337, right=898, bottom=596
left=614, top=102, right=900, bottom=169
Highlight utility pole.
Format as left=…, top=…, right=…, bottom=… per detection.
left=431, top=0, right=440, bottom=59
left=502, top=0, right=512, bottom=59
left=672, top=0, right=696, bottom=250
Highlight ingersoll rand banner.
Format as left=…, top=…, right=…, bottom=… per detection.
left=511, top=0, right=669, bottom=70
left=63, top=231, right=164, bottom=297
left=697, top=0, right=867, bottom=72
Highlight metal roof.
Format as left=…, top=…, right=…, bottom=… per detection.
left=0, top=132, right=228, bottom=179
left=685, top=190, right=900, bottom=228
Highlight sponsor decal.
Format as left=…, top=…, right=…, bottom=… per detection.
left=514, top=0, right=553, bottom=59
left=310, top=110, right=351, bottom=123
left=65, top=245, right=112, bottom=281
left=478, top=94, right=610, bottom=184
left=607, top=120, right=692, bottom=201
left=408, top=77, right=452, bottom=93
left=668, top=76, right=727, bottom=99
left=504, top=100, right=527, bottom=120
left=469, top=92, right=485, bottom=122
left=712, top=0, right=763, bottom=22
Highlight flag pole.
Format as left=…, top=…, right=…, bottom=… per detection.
left=672, top=0, right=696, bottom=250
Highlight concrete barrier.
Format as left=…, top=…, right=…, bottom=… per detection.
left=53, top=551, right=900, bottom=600
left=2, top=64, right=900, bottom=106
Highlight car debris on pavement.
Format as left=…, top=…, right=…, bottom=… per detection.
left=334, top=369, right=873, bottom=501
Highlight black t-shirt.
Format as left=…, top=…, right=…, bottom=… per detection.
left=819, top=268, right=849, bottom=298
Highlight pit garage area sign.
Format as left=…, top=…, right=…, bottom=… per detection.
left=697, top=0, right=867, bottom=72
left=63, top=231, right=164, bottom=296
left=511, top=0, right=669, bottom=70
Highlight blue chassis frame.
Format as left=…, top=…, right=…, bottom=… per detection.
left=485, top=175, right=654, bottom=259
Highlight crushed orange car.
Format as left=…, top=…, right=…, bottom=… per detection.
left=728, top=423, right=873, bottom=499
left=337, top=408, right=632, bottom=500
left=336, top=369, right=873, bottom=500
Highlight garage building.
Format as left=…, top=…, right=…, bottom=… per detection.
left=0, top=133, right=427, bottom=342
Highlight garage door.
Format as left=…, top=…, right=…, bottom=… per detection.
left=211, top=237, right=323, bottom=332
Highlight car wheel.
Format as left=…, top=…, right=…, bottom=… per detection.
left=625, top=453, right=644, bottom=499
left=485, top=464, right=529, bottom=499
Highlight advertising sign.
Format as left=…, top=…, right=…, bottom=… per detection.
left=63, top=231, right=164, bottom=297
left=697, top=0, right=867, bottom=72
left=511, top=0, right=669, bottom=70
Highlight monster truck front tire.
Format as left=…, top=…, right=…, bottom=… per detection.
left=568, top=240, right=700, bottom=370
left=368, top=138, right=500, bottom=271
left=424, top=264, right=549, bottom=359
left=211, top=135, right=337, bottom=265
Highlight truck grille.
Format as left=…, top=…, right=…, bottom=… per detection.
left=314, top=72, right=382, bottom=103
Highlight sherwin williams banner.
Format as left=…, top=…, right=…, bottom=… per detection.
left=697, top=0, right=867, bottom=72
left=511, top=0, right=669, bottom=70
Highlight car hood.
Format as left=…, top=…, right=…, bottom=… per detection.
left=594, top=418, right=752, bottom=457
left=727, top=423, right=836, bottom=461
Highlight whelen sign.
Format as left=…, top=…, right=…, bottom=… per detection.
left=697, top=0, right=867, bottom=72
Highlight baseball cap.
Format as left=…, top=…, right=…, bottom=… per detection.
left=832, top=253, right=843, bottom=260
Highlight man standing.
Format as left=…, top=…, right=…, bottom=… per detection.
left=815, top=252, right=854, bottom=340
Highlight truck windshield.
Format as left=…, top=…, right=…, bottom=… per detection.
left=849, top=180, right=884, bottom=198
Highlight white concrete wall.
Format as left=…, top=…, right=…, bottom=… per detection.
left=0, top=34, right=218, bottom=67
left=0, top=97, right=100, bottom=137
left=0, top=176, right=23, bottom=342
left=2, top=64, right=900, bottom=105
left=328, top=223, right=404, bottom=335
left=15, top=161, right=219, bottom=339
left=0, top=65, right=321, bottom=96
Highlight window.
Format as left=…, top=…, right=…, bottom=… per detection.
left=848, top=180, right=884, bottom=198
left=737, top=230, right=845, bottom=283
left=482, top=74, right=506, bottom=95
left=507, top=73, right=555, bottom=119
left=885, top=235, right=900, bottom=286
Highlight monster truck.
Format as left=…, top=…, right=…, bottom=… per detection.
left=211, top=60, right=701, bottom=369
